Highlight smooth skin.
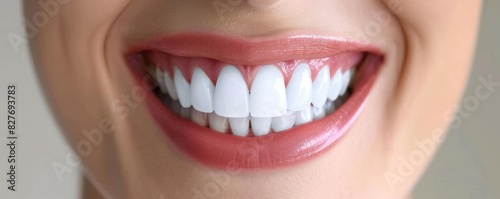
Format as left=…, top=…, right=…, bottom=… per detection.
left=25, top=0, right=480, bottom=198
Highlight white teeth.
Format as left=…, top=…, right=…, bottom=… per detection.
left=311, top=106, right=326, bottom=120
left=191, top=109, right=208, bottom=126
left=295, top=107, right=312, bottom=126
left=271, top=112, right=296, bottom=132
left=229, top=117, right=250, bottom=137
left=340, top=69, right=351, bottom=96
left=153, top=59, right=356, bottom=136
left=156, top=67, right=168, bottom=94
left=208, top=112, right=229, bottom=133
left=250, top=66, right=287, bottom=117
left=164, top=71, right=178, bottom=100
left=251, top=117, right=272, bottom=136
left=311, top=66, right=330, bottom=108
left=174, top=67, right=191, bottom=108
left=286, top=64, right=313, bottom=111
left=327, top=69, right=342, bottom=101
left=190, top=68, right=215, bottom=113
left=214, top=66, right=250, bottom=117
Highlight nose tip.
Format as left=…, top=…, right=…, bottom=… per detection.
left=247, top=0, right=284, bottom=8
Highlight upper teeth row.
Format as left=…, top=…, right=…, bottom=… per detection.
left=152, top=64, right=354, bottom=136
left=154, top=64, right=353, bottom=116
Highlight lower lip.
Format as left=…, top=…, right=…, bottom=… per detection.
left=130, top=54, right=382, bottom=170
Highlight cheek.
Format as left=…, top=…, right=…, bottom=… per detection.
left=59, top=1, right=130, bottom=27
left=375, top=0, right=480, bottom=195
left=26, top=0, right=135, bottom=193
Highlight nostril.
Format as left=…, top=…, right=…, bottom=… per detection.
left=247, top=0, right=284, bottom=9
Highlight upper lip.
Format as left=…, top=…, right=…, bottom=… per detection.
left=128, top=32, right=382, bottom=65
left=127, top=32, right=383, bottom=169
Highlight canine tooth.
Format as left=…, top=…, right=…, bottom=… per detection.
left=251, top=117, right=272, bottom=136
left=312, top=66, right=330, bottom=108
left=340, top=69, right=351, bottom=96
left=191, top=68, right=214, bottom=113
left=214, top=66, right=250, bottom=117
left=250, top=66, right=287, bottom=117
left=191, top=109, right=208, bottom=126
left=271, top=113, right=296, bottom=132
left=295, top=107, right=312, bottom=126
left=312, top=106, right=326, bottom=120
left=327, top=69, right=342, bottom=101
left=174, top=67, right=191, bottom=108
left=208, top=113, right=229, bottom=133
left=164, top=71, right=178, bottom=100
left=156, top=67, right=168, bottom=94
left=286, top=64, right=313, bottom=111
left=180, top=107, right=191, bottom=119
left=229, top=117, right=250, bottom=137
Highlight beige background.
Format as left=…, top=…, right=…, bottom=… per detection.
left=0, top=1, right=498, bottom=199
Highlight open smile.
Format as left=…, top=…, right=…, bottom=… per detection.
left=128, top=32, right=383, bottom=169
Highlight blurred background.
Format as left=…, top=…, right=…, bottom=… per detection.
left=0, top=1, right=498, bottom=198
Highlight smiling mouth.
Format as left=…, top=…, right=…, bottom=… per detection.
left=144, top=50, right=362, bottom=136
left=128, top=32, right=383, bottom=169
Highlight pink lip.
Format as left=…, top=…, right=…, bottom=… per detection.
left=127, top=32, right=383, bottom=169
left=129, top=32, right=380, bottom=65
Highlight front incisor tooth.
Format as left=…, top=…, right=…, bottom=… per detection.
left=327, top=69, right=342, bottom=101
left=214, top=66, right=250, bottom=117
left=190, top=68, right=215, bottom=113
left=208, top=112, right=228, bottom=133
left=250, top=117, right=272, bottom=136
left=311, top=66, right=330, bottom=108
left=250, top=65, right=287, bottom=117
left=339, top=69, right=351, bottom=96
left=229, top=117, right=250, bottom=137
left=286, top=64, right=313, bottom=111
left=174, top=67, right=191, bottom=108
left=271, top=112, right=296, bottom=132
left=294, top=107, right=312, bottom=126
